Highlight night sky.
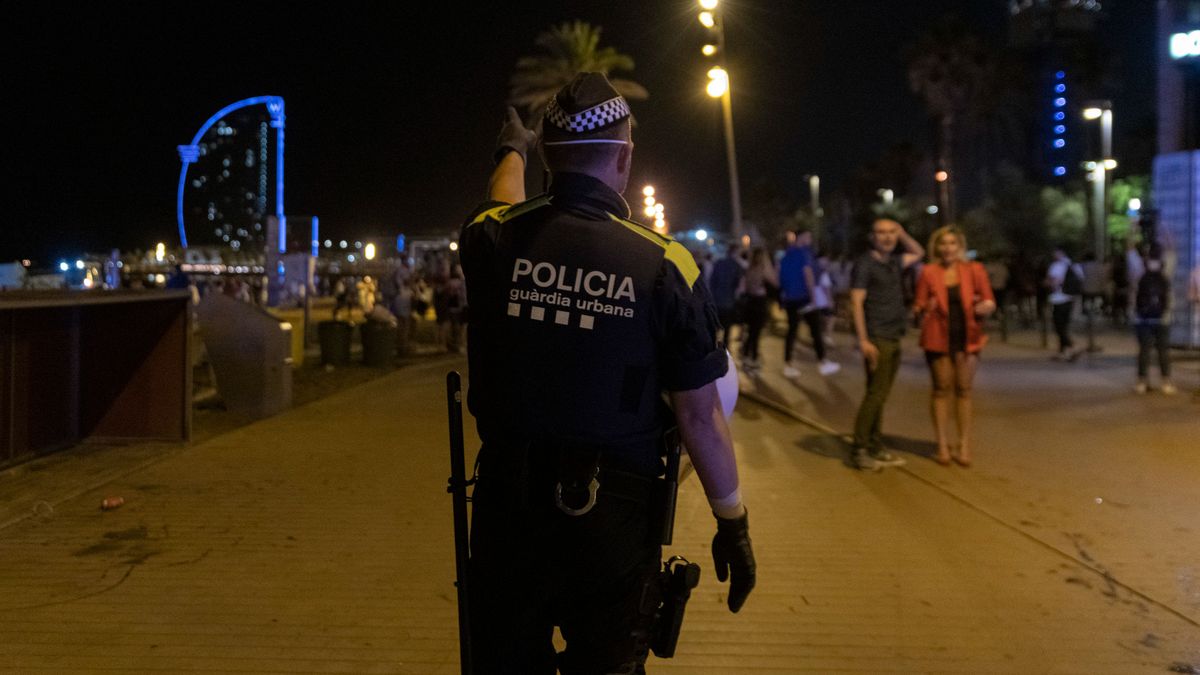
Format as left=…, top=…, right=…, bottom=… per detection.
left=9, top=1, right=1155, bottom=263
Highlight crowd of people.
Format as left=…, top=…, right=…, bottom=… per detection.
left=328, top=251, right=468, bottom=354
left=701, top=217, right=1199, bottom=472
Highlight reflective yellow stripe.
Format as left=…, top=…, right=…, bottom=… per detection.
left=664, top=241, right=701, bottom=289
left=467, top=196, right=552, bottom=228
left=609, top=213, right=670, bottom=249
left=608, top=214, right=700, bottom=289
left=469, top=205, right=509, bottom=226
left=499, top=195, right=552, bottom=222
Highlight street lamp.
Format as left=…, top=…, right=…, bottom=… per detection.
left=706, top=67, right=729, bottom=98
left=364, top=243, right=376, bottom=261
left=698, top=0, right=743, bottom=237
left=1082, top=100, right=1113, bottom=257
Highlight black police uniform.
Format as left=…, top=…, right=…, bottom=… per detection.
left=459, top=171, right=727, bottom=673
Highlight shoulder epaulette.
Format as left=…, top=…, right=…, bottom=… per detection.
left=468, top=195, right=553, bottom=227
left=607, top=214, right=701, bottom=289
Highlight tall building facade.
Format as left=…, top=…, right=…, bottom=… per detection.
left=1009, top=0, right=1105, bottom=183
left=182, top=107, right=273, bottom=251
left=1153, top=0, right=1200, bottom=346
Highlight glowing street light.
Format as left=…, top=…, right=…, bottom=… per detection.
left=644, top=196, right=656, bottom=207
left=706, top=67, right=729, bottom=98
left=642, top=185, right=655, bottom=197
left=1082, top=107, right=1103, bottom=120
left=364, top=242, right=376, bottom=261
left=702, top=44, right=717, bottom=56
left=699, top=0, right=718, bottom=9
left=935, top=170, right=949, bottom=183
left=448, top=241, right=459, bottom=252
left=1128, top=198, right=1142, bottom=212
left=155, top=242, right=166, bottom=263
left=654, top=203, right=665, bottom=215
left=644, top=206, right=657, bottom=217
left=699, top=11, right=715, bottom=28
left=695, top=229, right=708, bottom=241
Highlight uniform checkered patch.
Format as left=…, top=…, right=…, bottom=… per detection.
left=545, top=96, right=631, bottom=133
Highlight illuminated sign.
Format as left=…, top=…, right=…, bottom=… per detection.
left=1170, top=30, right=1200, bottom=60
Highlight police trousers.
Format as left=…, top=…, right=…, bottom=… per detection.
left=469, top=444, right=663, bottom=674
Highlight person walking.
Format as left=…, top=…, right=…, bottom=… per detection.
left=708, top=244, right=746, bottom=351
left=1044, top=245, right=1084, bottom=361
left=739, top=247, right=777, bottom=372
left=459, top=73, right=755, bottom=673
left=914, top=226, right=996, bottom=467
left=778, top=230, right=839, bottom=378
left=849, top=218, right=924, bottom=471
left=1133, top=248, right=1176, bottom=395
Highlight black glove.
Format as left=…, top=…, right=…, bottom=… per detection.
left=711, top=508, right=756, bottom=613
left=494, top=106, right=537, bottom=165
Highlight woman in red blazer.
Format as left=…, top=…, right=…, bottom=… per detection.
left=914, top=226, right=996, bottom=467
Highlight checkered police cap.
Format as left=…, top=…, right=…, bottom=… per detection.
left=545, top=95, right=631, bottom=134
left=542, top=72, right=632, bottom=142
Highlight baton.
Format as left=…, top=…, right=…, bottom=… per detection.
left=446, top=372, right=473, bottom=675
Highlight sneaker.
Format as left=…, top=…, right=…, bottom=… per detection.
left=868, top=449, right=907, bottom=467
left=783, top=363, right=801, bottom=378
left=1161, top=382, right=1178, bottom=396
left=851, top=448, right=882, bottom=472
left=818, top=360, right=841, bottom=376
left=1134, top=381, right=1148, bottom=395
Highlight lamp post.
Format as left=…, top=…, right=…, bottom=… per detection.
left=699, top=1, right=743, bottom=238
left=804, top=174, right=821, bottom=246
left=1083, top=100, right=1114, bottom=258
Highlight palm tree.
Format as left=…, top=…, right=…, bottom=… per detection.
left=906, top=18, right=990, bottom=225
left=509, top=21, right=649, bottom=120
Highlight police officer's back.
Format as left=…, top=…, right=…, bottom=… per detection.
left=459, top=73, right=756, bottom=674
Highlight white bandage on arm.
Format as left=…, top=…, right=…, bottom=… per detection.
left=708, top=486, right=746, bottom=520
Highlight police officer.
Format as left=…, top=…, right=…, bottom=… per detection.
left=460, top=73, right=756, bottom=674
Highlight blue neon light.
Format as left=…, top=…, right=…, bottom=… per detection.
left=1054, top=112, right=1066, bottom=121
left=1055, top=70, right=1066, bottom=80
left=1054, top=139, right=1066, bottom=148
left=176, top=96, right=285, bottom=250
left=1054, top=166, right=1067, bottom=176
left=1055, top=84, right=1066, bottom=93
left=1054, top=125, right=1066, bottom=134
left=396, top=234, right=406, bottom=253
left=1054, top=97, right=1066, bottom=107
left=311, top=216, right=319, bottom=257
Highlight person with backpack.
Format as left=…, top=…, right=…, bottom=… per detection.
left=1044, top=245, right=1084, bottom=361
left=1133, top=248, right=1176, bottom=395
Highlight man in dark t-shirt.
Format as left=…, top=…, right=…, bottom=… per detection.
left=849, top=218, right=923, bottom=471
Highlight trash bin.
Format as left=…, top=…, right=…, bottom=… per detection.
left=318, top=320, right=353, bottom=365
left=361, top=319, right=397, bottom=367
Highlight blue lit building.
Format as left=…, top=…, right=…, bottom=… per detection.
left=180, top=107, right=274, bottom=251
left=1009, top=0, right=1105, bottom=182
